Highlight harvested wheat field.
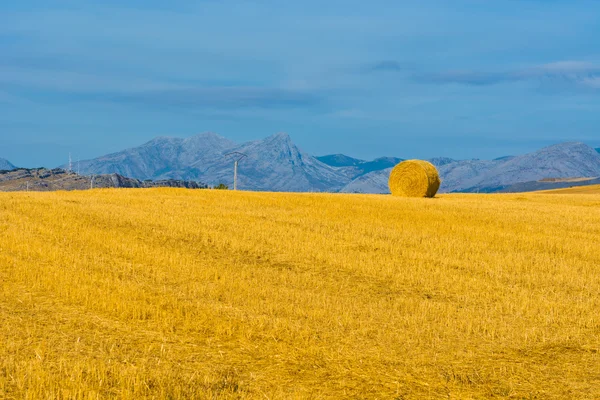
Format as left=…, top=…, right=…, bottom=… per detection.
left=538, top=184, right=600, bottom=194
left=1, top=189, right=600, bottom=399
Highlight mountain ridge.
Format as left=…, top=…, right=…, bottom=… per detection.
left=75, top=132, right=236, bottom=180
left=318, top=154, right=403, bottom=179
left=461, top=142, right=600, bottom=192
left=340, top=142, right=600, bottom=193
left=42, top=135, right=600, bottom=194
left=316, top=154, right=364, bottom=167
left=75, top=132, right=349, bottom=192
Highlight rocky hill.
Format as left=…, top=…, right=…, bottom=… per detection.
left=459, top=142, right=600, bottom=192
left=75, top=132, right=236, bottom=180
left=0, top=158, right=16, bottom=171
left=77, top=132, right=349, bottom=192
left=0, top=168, right=207, bottom=192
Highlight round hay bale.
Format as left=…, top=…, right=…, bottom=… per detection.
left=388, top=160, right=440, bottom=198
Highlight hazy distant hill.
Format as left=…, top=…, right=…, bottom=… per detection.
left=458, top=142, right=600, bottom=192
left=75, top=132, right=236, bottom=180
left=428, top=157, right=457, bottom=167
left=318, top=155, right=403, bottom=179
left=77, top=132, right=349, bottom=192
left=162, top=132, right=350, bottom=192
left=316, top=154, right=364, bottom=167
left=341, top=142, right=600, bottom=193
left=0, top=158, right=16, bottom=171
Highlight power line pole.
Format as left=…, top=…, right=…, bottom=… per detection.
left=224, top=152, right=247, bottom=191
left=68, top=153, right=72, bottom=173
left=234, top=159, right=238, bottom=190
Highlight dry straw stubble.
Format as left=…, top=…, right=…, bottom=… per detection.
left=388, top=159, right=441, bottom=198
left=2, top=189, right=600, bottom=398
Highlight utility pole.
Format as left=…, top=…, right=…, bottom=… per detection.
left=224, top=152, right=247, bottom=191
left=90, top=175, right=94, bottom=190
left=68, top=153, right=72, bottom=173
left=234, top=159, right=238, bottom=190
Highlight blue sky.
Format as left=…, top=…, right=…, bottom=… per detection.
left=1, top=0, right=600, bottom=167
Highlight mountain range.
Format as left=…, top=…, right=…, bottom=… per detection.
left=341, top=142, right=600, bottom=193
left=315, top=154, right=403, bottom=179
left=74, top=132, right=348, bottom=192
left=2, top=135, right=599, bottom=193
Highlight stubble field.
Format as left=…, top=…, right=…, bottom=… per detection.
left=542, top=184, right=600, bottom=194
left=1, top=189, right=599, bottom=399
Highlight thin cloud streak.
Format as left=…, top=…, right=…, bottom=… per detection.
left=0, top=66, right=184, bottom=93
left=369, top=61, right=406, bottom=73
left=79, top=87, right=324, bottom=110
left=413, top=61, right=600, bottom=88
left=0, top=64, right=323, bottom=111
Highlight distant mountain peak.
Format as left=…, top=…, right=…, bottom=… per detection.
left=316, top=154, right=365, bottom=167
left=0, top=158, right=16, bottom=171
left=256, top=133, right=299, bottom=158
left=144, top=132, right=231, bottom=147
left=143, top=135, right=181, bottom=147
left=518, top=142, right=598, bottom=160
left=539, top=141, right=589, bottom=152
left=427, top=157, right=455, bottom=167
left=551, top=141, right=585, bottom=147
left=75, top=132, right=348, bottom=192
left=265, top=132, right=293, bottom=144
left=184, top=131, right=236, bottom=148
left=194, top=131, right=228, bottom=140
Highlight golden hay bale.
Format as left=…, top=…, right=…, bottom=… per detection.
left=388, top=160, right=441, bottom=198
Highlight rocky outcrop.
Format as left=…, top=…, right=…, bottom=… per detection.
left=0, top=168, right=207, bottom=192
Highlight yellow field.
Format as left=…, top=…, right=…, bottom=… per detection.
left=1, top=189, right=599, bottom=399
left=538, top=184, right=600, bottom=194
